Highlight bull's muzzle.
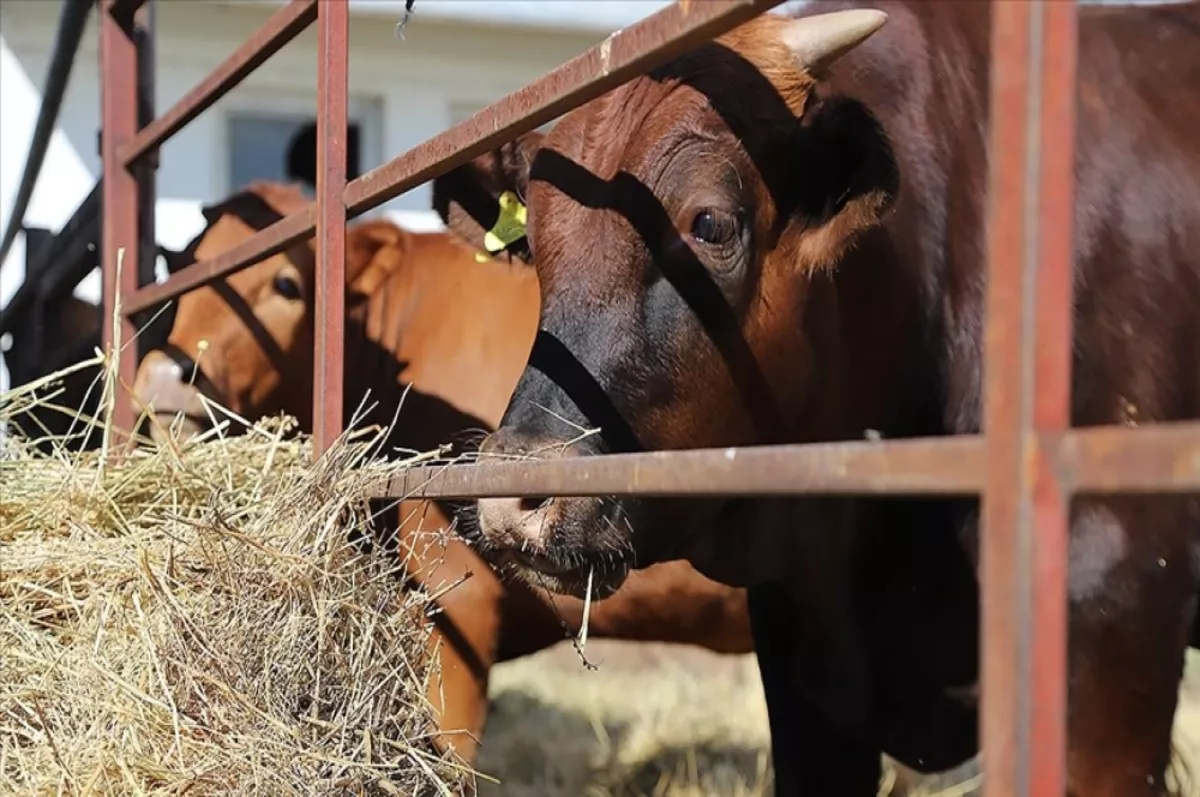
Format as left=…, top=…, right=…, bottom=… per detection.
left=132, top=347, right=209, bottom=444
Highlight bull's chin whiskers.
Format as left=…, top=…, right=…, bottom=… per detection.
left=600, top=516, right=626, bottom=568
left=618, top=509, right=638, bottom=567
left=597, top=501, right=638, bottom=567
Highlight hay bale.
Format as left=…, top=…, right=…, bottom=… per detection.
left=1, top=357, right=468, bottom=795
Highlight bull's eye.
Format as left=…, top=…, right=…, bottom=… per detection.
left=690, top=209, right=740, bottom=246
left=273, top=274, right=302, bottom=301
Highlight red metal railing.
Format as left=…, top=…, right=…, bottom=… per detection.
left=981, top=4, right=1075, bottom=791
left=313, top=0, right=348, bottom=457
left=96, top=1, right=1200, bottom=795
left=99, top=0, right=141, bottom=435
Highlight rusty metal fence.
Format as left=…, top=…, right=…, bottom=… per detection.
left=91, top=1, right=1200, bottom=795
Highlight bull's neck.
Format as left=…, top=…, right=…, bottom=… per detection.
left=817, top=0, right=994, bottom=438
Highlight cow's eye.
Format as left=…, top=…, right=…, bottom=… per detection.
left=690, top=209, right=740, bottom=246
left=273, top=274, right=302, bottom=300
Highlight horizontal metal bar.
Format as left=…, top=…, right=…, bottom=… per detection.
left=1055, top=420, right=1200, bottom=493
left=375, top=436, right=988, bottom=499
left=371, top=422, right=1200, bottom=500
left=344, top=0, right=790, bottom=215
left=119, top=0, right=317, bottom=167
left=122, top=204, right=316, bottom=314
left=118, top=0, right=787, bottom=312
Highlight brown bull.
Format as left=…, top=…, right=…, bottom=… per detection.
left=130, top=181, right=752, bottom=771
left=432, top=3, right=1200, bottom=796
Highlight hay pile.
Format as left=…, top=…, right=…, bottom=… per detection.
left=1, top=356, right=468, bottom=795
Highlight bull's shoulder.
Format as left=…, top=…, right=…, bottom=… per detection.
left=1077, top=2, right=1200, bottom=133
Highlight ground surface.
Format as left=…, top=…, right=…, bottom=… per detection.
left=474, top=640, right=1200, bottom=797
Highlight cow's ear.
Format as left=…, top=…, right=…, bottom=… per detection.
left=789, top=93, right=899, bottom=264
left=345, top=220, right=408, bottom=309
left=431, top=132, right=542, bottom=264
left=200, top=198, right=228, bottom=226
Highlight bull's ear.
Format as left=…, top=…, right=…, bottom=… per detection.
left=200, top=199, right=226, bottom=226
left=789, top=92, right=899, bottom=263
left=345, top=220, right=408, bottom=309
left=199, top=189, right=255, bottom=227
left=431, top=132, right=542, bottom=264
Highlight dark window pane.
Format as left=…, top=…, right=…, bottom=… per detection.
left=228, top=113, right=362, bottom=194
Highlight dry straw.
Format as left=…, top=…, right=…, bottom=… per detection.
left=1, top=316, right=471, bottom=794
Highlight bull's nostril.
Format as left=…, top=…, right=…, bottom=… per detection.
left=519, top=496, right=552, bottom=513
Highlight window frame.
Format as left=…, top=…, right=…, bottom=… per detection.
left=219, top=87, right=384, bottom=200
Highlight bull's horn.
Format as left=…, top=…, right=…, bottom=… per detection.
left=779, top=8, right=888, bottom=75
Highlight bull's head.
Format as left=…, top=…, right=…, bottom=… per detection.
left=432, top=9, right=899, bottom=597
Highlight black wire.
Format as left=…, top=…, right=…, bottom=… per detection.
left=396, top=0, right=415, bottom=39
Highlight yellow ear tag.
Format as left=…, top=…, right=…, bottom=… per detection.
left=475, top=190, right=527, bottom=262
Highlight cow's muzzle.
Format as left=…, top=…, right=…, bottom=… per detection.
left=132, top=345, right=214, bottom=444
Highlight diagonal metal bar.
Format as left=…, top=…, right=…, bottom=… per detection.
left=119, top=0, right=789, bottom=315
left=121, top=205, right=317, bottom=315
left=118, top=0, right=317, bottom=168
left=343, top=0, right=791, bottom=215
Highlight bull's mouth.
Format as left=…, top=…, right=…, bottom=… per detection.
left=496, top=546, right=632, bottom=600
left=134, top=346, right=222, bottom=445
left=508, top=548, right=575, bottom=575
left=453, top=496, right=637, bottom=599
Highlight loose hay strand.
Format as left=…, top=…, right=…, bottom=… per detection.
left=579, top=565, right=594, bottom=652
left=1, top=311, right=470, bottom=795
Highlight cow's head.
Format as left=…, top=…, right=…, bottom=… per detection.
left=133, top=182, right=404, bottom=443
left=432, top=9, right=899, bottom=598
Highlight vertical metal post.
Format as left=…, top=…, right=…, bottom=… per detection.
left=100, top=0, right=140, bottom=437
left=133, top=1, right=158, bottom=357
left=981, top=2, right=1077, bottom=796
left=314, top=0, right=348, bottom=455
